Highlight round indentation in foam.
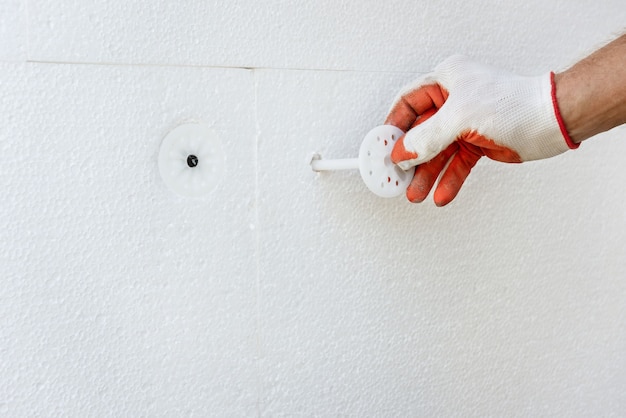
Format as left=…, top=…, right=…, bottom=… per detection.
left=358, top=125, right=414, bottom=198
left=158, top=123, right=224, bottom=198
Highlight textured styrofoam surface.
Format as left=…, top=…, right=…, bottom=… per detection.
left=0, top=0, right=26, bottom=61
left=2, top=1, right=626, bottom=416
left=28, top=0, right=626, bottom=72
left=0, top=63, right=258, bottom=416
left=255, top=69, right=626, bottom=415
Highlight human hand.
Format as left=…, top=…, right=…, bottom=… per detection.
left=385, top=55, right=578, bottom=206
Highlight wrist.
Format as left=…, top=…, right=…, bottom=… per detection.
left=554, top=34, right=626, bottom=144
left=554, top=70, right=586, bottom=144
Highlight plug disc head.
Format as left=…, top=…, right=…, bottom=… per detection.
left=158, top=123, right=224, bottom=198
left=358, top=125, right=415, bottom=198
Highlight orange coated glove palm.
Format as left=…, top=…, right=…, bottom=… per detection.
left=386, top=55, right=579, bottom=206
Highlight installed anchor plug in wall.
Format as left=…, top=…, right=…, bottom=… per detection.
left=310, top=125, right=414, bottom=198
left=158, top=123, right=225, bottom=198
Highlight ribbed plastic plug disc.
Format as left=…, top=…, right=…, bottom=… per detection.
left=158, top=123, right=224, bottom=198
left=358, top=125, right=415, bottom=198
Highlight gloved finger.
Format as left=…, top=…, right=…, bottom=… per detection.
left=385, top=83, right=449, bottom=132
left=406, top=142, right=458, bottom=203
left=433, top=142, right=482, bottom=207
left=391, top=104, right=459, bottom=170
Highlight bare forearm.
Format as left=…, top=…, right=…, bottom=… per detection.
left=555, top=34, right=626, bottom=143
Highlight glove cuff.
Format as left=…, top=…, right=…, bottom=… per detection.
left=550, top=72, right=580, bottom=150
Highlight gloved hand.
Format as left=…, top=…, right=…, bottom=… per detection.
left=385, top=55, right=579, bottom=206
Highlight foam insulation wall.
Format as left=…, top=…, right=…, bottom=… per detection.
left=1, top=1, right=625, bottom=416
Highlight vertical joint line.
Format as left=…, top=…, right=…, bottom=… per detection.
left=252, top=68, right=263, bottom=417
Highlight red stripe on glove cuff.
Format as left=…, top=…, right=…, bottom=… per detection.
left=550, top=72, right=580, bottom=150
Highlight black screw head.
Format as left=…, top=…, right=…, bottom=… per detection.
left=187, top=155, right=199, bottom=168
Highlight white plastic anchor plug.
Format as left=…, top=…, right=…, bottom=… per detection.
left=310, top=125, right=415, bottom=198
left=158, top=123, right=224, bottom=198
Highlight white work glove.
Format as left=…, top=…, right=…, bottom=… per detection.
left=385, top=55, right=579, bottom=206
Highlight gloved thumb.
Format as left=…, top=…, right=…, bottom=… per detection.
left=391, top=105, right=459, bottom=170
